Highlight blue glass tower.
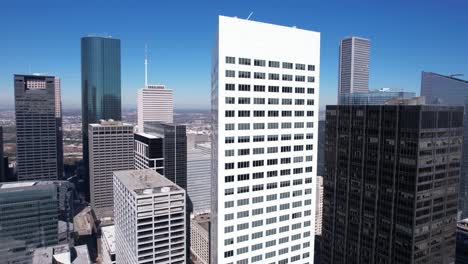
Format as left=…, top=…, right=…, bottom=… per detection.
left=81, top=36, right=121, bottom=200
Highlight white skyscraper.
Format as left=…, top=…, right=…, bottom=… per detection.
left=113, top=169, right=186, bottom=264
left=315, top=175, right=323, bottom=236
left=211, top=16, right=320, bottom=264
left=137, top=85, right=174, bottom=132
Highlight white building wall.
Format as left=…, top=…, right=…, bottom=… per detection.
left=137, top=85, right=173, bottom=132
left=315, top=176, right=324, bottom=236
left=211, top=15, right=320, bottom=264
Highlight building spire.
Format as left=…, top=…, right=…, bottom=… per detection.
left=144, top=44, right=148, bottom=87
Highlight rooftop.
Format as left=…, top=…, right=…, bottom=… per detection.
left=424, top=71, right=468, bottom=84
left=135, top=132, right=158, bottom=139
left=101, top=225, right=115, bottom=253
left=89, top=120, right=132, bottom=127
left=193, top=213, right=211, bottom=232
left=114, top=169, right=183, bottom=196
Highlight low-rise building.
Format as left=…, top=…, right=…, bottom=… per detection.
left=190, top=213, right=210, bottom=264
left=101, top=225, right=116, bottom=264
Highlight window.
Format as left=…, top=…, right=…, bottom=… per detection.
left=294, top=134, right=304, bottom=140
left=226, top=70, right=235, bottom=77
left=238, top=110, right=250, bottom=117
left=252, top=255, right=262, bottom=262
left=269, top=61, right=280, bottom=68
left=238, top=123, right=250, bottom=130
left=281, top=157, right=291, bottom=164
left=282, top=74, right=293, bottom=81
left=237, top=198, right=249, bottom=206
left=252, top=232, right=263, bottom=239
left=225, top=110, right=235, bottom=117
left=238, top=97, right=250, bottom=104
left=254, top=72, right=265, bottom=79
left=254, top=85, right=265, bottom=92
left=267, top=147, right=278, bottom=153
left=254, top=110, right=265, bottom=117
left=253, top=172, right=264, bottom=179
left=267, top=194, right=277, bottom=201
left=282, top=99, right=292, bottom=105
left=282, top=86, right=292, bottom=93
left=226, top=56, right=235, bottom=64
left=279, top=214, right=289, bottom=221
left=237, top=247, right=248, bottom=255
left=253, top=184, right=264, bottom=191
left=282, top=62, right=293, bottom=69
left=253, top=136, right=264, bottom=142
left=266, top=229, right=276, bottom=236
left=293, top=168, right=303, bottom=174
left=281, top=122, right=292, bottom=129
left=252, top=208, right=263, bottom=216
left=267, top=182, right=277, bottom=189
left=295, top=75, right=305, bottom=82
left=267, top=170, right=278, bottom=178
left=254, top=98, right=265, bottom=104
left=238, top=71, right=250, bottom=78
left=239, top=58, right=251, bottom=65
left=225, top=175, right=234, bottom=182
left=280, top=169, right=290, bottom=176
left=307, top=76, right=315, bottom=83
left=268, top=73, right=279, bottom=80
left=268, top=110, right=279, bottom=117
left=225, top=149, right=234, bottom=157
left=280, top=181, right=290, bottom=187
left=279, top=226, right=289, bottom=233
left=252, top=196, right=263, bottom=203
left=307, top=122, right=313, bottom=128
left=225, top=137, right=234, bottom=144
left=226, top=83, right=235, bottom=90
left=306, top=133, right=313, bottom=139
left=238, top=161, right=249, bottom=168
left=267, top=159, right=278, bottom=166
left=238, top=84, right=251, bottom=91
left=238, top=136, right=250, bottom=143
left=237, top=223, right=249, bottom=231
left=294, top=156, right=303, bottom=163
left=225, top=97, right=235, bottom=104
left=225, top=163, right=234, bottom=170
left=237, top=186, right=249, bottom=193
left=307, top=99, right=314, bottom=105
left=281, top=134, right=291, bottom=141
left=294, top=122, right=304, bottom=128
left=267, top=135, right=278, bottom=141
left=253, top=160, right=264, bottom=167
left=254, top=59, right=265, bottom=66
left=294, top=145, right=303, bottom=151
left=268, top=98, right=279, bottom=105
left=295, top=111, right=304, bottom=117
left=237, top=234, right=248, bottom=242
left=268, top=86, right=279, bottom=92
left=225, top=226, right=234, bottom=233
left=225, top=201, right=234, bottom=208
left=296, top=63, right=305, bottom=70
left=224, top=250, right=233, bottom=258
left=225, top=213, right=234, bottom=220
left=307, top=87, right=315, bottom=94
left=307, top=111, right=314, bottom=117
left=295, top=99, right=304, bottom=105
left=238, top=149, right=250, bottom=156
left=308, top=65, right=315, bottom=71
left=225, top=123, right=234, bottom=130
left=295, top=87, right=305, bottom=93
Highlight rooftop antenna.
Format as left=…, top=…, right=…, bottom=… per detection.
left=247, top=12, right=253, bottom=20
left=144, top=44, right=148, bottom=87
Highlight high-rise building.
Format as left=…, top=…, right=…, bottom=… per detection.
left=338, top=36, right=370, bottom=103
left=137, top=85, right=173, bottom=132
left=421, top=71, right=468, bottom=218
left=0, top=126, right=4, bottom=182
left=81, top=36, right=121, bottom=200
left=211, top=16, right=320, bottom=264
left=0, top=181, right=74, bottom=263
left=14, top=74, right=63, bottom=181
left=339, top=88, right=415, bottom=105
left=88, top=120, right=133, bottom=216
left=187, top=146, right=211, bottom=213
left=141, top=122, right=187, bottom=189
left=113, top=169, right=187, bottom=264
left=457, top=219, right=468, bottom=264
left=322, top=103, right=463, bottom=264
left=315, top=175, right=324, bottom=236
left=190, top=213, right=210, bottom=264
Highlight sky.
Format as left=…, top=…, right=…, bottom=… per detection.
left=0, top=0, right=467, bottom=110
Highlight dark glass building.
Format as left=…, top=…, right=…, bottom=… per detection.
left=14, top=74, right=63, bottom=181
left=81, top=36, right=121, bottom=200
left=0, top=126, right=4, bottom=182
left=457, top=219, right=468, bottom=264
left=322, top=104, right=463, bottom=264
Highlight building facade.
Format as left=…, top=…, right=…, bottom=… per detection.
left=88, top=120, right=133, bottom=214
left=211, top=16, right=320, bottom=264
left=113, top=169, right=186, bottom=264
left=0, top=181, right=74, bottom=263
left=322, top=104, right=463, bottom=264
left=101, top=225, right=116, bottom=264
left=142, top=122, right=187, bottom=189
left=14, top=74, right=63, bottom=181
left=190, top=213, right=210, bottom=264
left=137, top=85, right=173, bottom=132
left=187, top=147, right=211, bottom=213
left=339, top=89, right=415, bottom=105
left=338, top=37, right=370, bottom=103
left=81, top=36, right=121, bottom=200
left=315, top=175, right=324, bottom=236
left=421, top=71, right=468, bottom=218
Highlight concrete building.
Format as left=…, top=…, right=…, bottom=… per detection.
left=421, top=72, right=468, bottom=218
left=32, top=244, right=92, bottom=264
left=315, top=176, right=323, bottom=236
left=0, top=181, right=74, bottom=263
left=338, top=37, right=370, bottom=103
left=88, top=120, right=134, bottom=215
left=137, top=85, right=173, bottom=132
left=14, top=74, right=63, bottom=181
left=81, top=36, right=121, bottom=201
left=187, top=146, right=211, bottom=213
left=190, top=213, right=210, bottom=264
left=113, top=169, right=186, bottom=264
left=101, top=225, right=116, bottom=264
left=322, top=103, right=463, bottom=264
left=211, top=15, right=320, bottom=263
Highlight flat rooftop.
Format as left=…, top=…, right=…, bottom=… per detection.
left=135, top=132, right=158, bottom=139
left=101, top=225, right=115, bottom=253
left=114, top=169, right=183, bottom=195
left=89, top=120, right=132, bottom=127
left=193, top=213, right=211, bottom=232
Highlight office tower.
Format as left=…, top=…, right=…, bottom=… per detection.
left=190, top=213, right=210, bottom=264
left=338, top=36, right=370, bottom=103
left=322, top=103, right=463, bottom=264
left=81, top=36, right=121, bottom=200
left=339, top=88, right=416, bottom=105
left=88, top=120, right=133, bottom=216
left=113, top=169, right=187, bottom=264
left=101, top=225, right=116, bottom=264
left=141, top=122, right=187, bottom=189
left=14, top=74, right=63, bottom=181
left=421, top=72, right=468, bottom=217
left=317, top=120, right=325, bottom=176
left=211, top=15, right=320, bottom=264
left=137, top=85, right=173, bottom=132
left=0, top=181, right=74, bottom=263
left=187, top=146, right=211, bottom=213
left=0, top=126, right=4, bottom=182
left=315, top=175, right=323, bottom=236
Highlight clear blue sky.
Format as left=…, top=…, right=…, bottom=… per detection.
left=1, top=0, right=467, bottom=110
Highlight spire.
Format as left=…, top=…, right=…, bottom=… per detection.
left=144, top=44, right=148, bottom=87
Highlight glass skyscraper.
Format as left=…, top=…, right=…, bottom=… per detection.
left=81, top=36, right=121, bottom=200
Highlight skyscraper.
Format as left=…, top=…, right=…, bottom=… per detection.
left=338, top=36, right=370, bottom=102
left=137, top=85, right=173, bottom=132
left=211, top=16, right=320, bottom=264
left=0, top=126, right=4, bottom=182
left=187, top=146, right=211, bottom=213
left=14, top=74, right=63, bottom=181
left=113, top=169, right=187, bottom=264
left=322, top=103, right=463, bottom=264
left=88, top=120, right=133, bottom=216
left=315, top=175, right=324, bottom=236
left=81, top=36, right=121, bottom=200
left=0, top=181, right=74, bottom=263
left=421, top=71, right=468, bottom=217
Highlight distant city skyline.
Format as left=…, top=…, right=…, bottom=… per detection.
left=1, top=0, right=467, bottom=110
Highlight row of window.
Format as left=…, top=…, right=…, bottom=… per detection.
left=225, top=56, right=315, bottom=71
left=225, top=84, right=315, bottom=94
left=224, top=176, right=313, bottom=196
left=225, top=70, right=315, bottom=82
left=225, top=97, right=314, bottom=106
left=225, top=134, right=314, bottom=144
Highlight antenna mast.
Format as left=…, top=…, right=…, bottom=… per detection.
left=144, top=44, right=148, bottom=87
